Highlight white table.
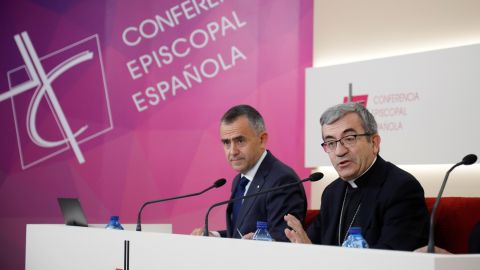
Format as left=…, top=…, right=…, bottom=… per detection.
left=26, top=224, right=480, bottom=270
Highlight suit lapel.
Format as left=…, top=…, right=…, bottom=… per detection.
left=324, top=181, right=348, bottom=245
left=357, top=157, right=387, bottom=233
left=235, top=173, right=266, bottom=229
left=235, top=152, right=273, bottom=229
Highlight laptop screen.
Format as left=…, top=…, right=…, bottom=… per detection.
left=57, top=198, right=89, bottom=227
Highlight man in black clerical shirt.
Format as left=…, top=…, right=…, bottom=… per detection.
left=284, top=102, right=429, bottom=251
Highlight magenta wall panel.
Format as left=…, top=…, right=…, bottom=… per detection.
left=0, top=1, right=312, bottom=269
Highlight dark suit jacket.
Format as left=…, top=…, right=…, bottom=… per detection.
left=469, top=221, right=480, bottom=253
left=219, top=151, right=307, bottom=241
left=307, top=156, right=429, bottom=251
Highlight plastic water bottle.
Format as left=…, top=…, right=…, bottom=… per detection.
left=105, top=215, right=124, bottom=230
left=342, top=227, right=369, bottom=248
left=252, top=221, right=273, bottom=241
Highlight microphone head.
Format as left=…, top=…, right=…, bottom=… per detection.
left=214, top=178, right=227, bottom=188
left=308, top=172, right=324, bottom=182
left=462, top=154, right=477, bottom=165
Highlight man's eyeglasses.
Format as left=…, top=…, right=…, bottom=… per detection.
left=321, top=134, right=371, bottom=153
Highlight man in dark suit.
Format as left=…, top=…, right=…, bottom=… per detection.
left=192, top=104, right=307, bottom=241
left=284, top=102, right=429, bottom=250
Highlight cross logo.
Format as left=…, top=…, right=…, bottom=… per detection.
left=0, top=32, right=113, bottom=169
left=343, top=95, right=368, bottom=107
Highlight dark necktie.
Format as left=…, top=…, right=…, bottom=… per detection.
left=231, top=176, right=249, bottom=228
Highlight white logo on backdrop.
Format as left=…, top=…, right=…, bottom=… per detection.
left=0, top=32, right=113, bottom=169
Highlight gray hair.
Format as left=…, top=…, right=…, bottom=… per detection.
left=221, top=104, right=266, bottom=134
left=320, top=102, right=377, bottom=137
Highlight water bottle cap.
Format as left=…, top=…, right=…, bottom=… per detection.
left=348, top=226, right=362, bottom=234
left=110, top=215, right=119, bottom=220
left=256, top=221, right=267, bottom=228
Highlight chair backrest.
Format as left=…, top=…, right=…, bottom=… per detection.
left=304, top=197, right=480, bottom=253
left=425, top=197, right=480, bottom=253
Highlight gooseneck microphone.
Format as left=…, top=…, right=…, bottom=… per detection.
left=427, top=154, right=477, bottom=253
left=136, top=178, right=226, bottom=231
left=203, top=172, right=324, bottom=236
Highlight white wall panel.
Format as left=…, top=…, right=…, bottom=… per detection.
left=306, top=44, right=480, bottom=167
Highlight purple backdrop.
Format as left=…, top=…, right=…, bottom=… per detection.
left=0, top=1, right=312, bottom=269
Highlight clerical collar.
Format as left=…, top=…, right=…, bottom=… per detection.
left=346, top=156, right=377, bottom=188
left=242, top=150, right=267, bottom=181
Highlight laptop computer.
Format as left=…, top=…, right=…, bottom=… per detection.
left=57, top=198, right=89, bottom=227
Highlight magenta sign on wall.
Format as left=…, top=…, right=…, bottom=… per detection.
left=0, top=1, right=312, bottom=269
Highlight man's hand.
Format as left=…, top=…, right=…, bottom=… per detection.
left=191, top=227, right=216, bottom=236
left=284, top=214, right=312, bottom=244
left=242, top=232, right=254, bottom=240
left=414, top=245, right=451, bottom=254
